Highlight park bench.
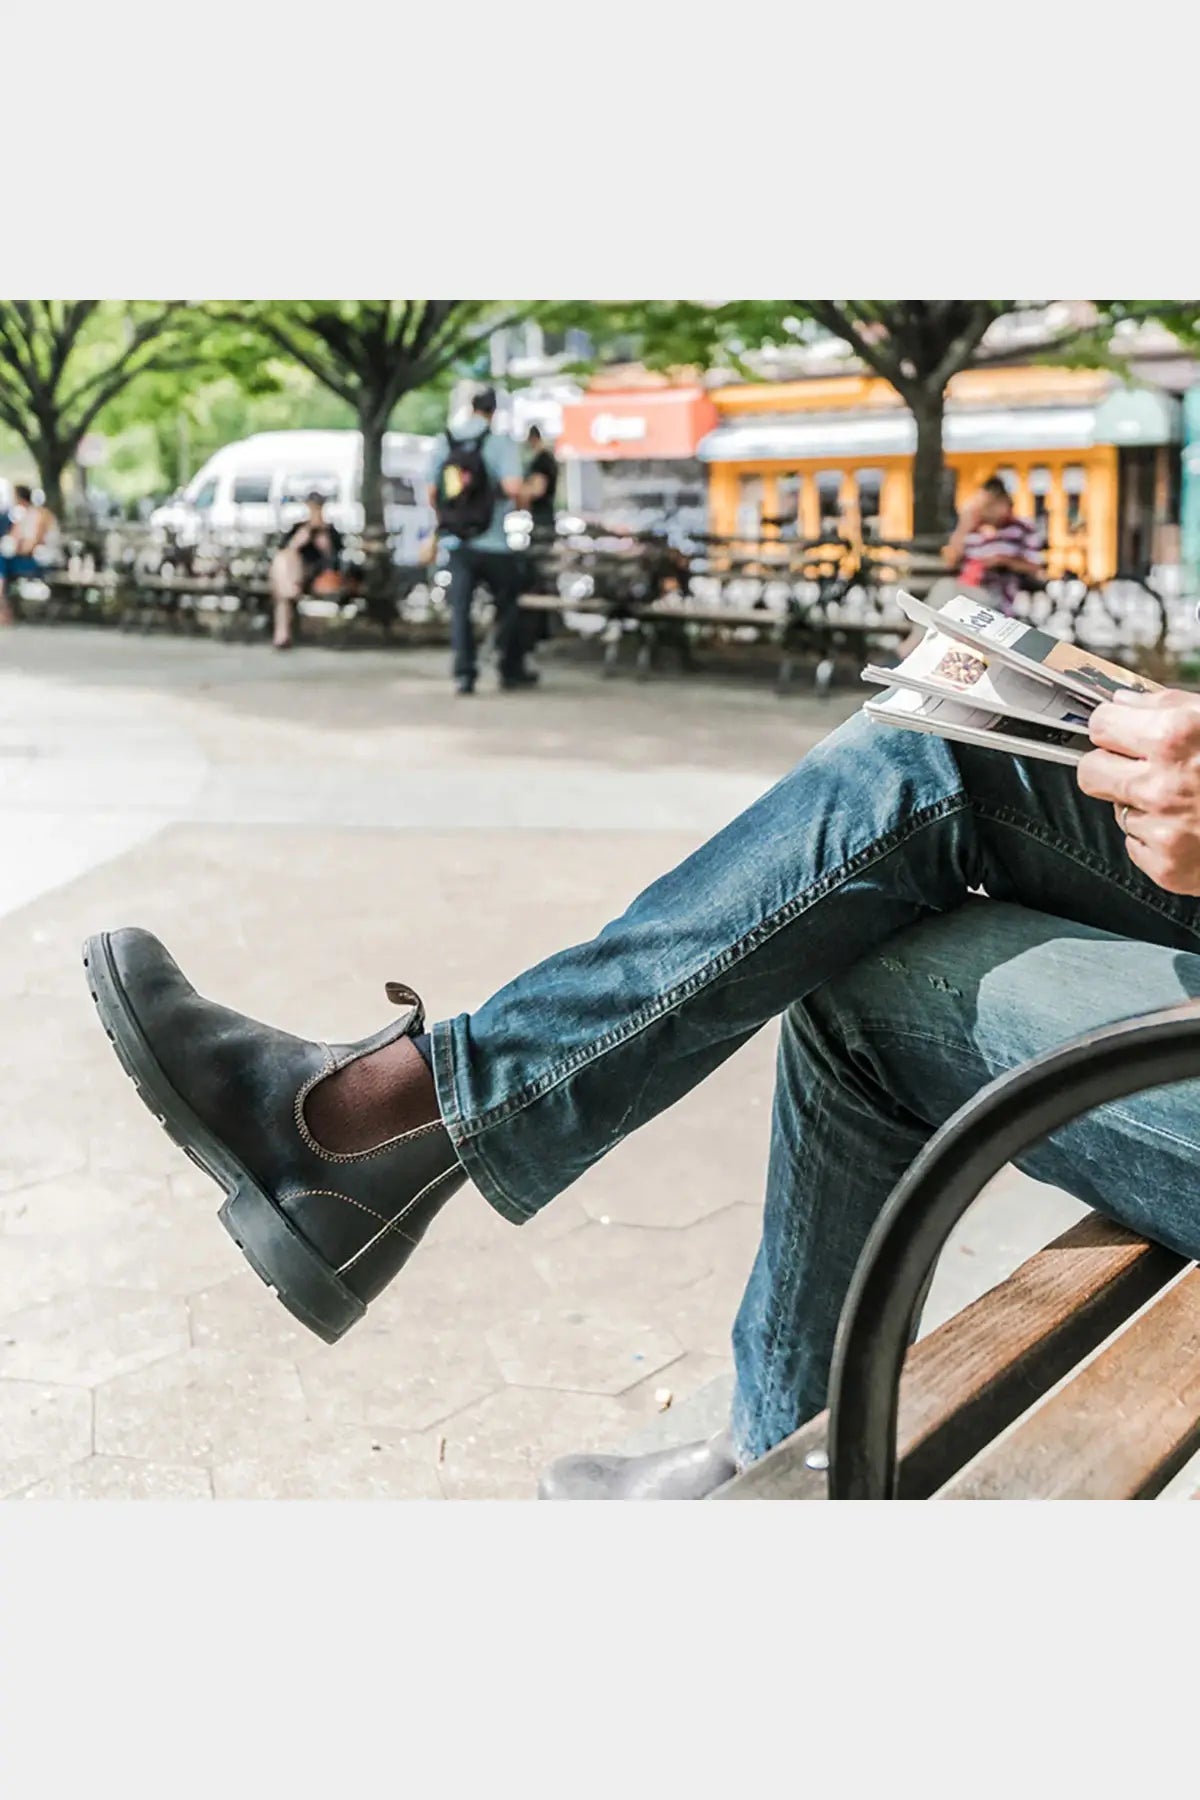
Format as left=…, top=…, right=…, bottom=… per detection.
left=9, top=524, right=435, bottom=645
left=519, top=530, right=915, bottom=689
left=713, top=998, right=1200, bottom=1500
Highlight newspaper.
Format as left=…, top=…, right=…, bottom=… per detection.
left=863, top=685, right=1086, bottom=766
left=862, top=591, right=1155, bottom=765
left=895, top=592, right=1161, bottom=705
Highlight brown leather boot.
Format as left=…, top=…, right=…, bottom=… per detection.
left=83, top=928, right=464, bottom=1343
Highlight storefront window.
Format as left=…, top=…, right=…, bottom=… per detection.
left=594, top=459, right=708, bottom=535
left=815, top=470, right=844, bottom=536
left=736, top=474, right=764, bottom=538
left=1063, top=464, right=1087, bottom=531
left=855, top=469, right=884, bottom=541
left=1029, top=464, right=1053, bottom=531
left=771, top=473, right=801, bottom=536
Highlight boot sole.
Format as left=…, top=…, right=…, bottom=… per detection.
left=82, top=933, right=366, bottom=1345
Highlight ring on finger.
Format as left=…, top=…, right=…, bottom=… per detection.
left=1119, top=803, right=1132, bottom=834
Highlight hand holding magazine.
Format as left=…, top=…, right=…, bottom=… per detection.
left=863, top=593, right=1161, bottom=766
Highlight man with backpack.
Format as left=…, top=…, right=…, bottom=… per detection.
left=428, top=388, right=535, bottom=695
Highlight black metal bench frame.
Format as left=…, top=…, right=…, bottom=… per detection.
left=737, top=1001, right=1200, bottom=1499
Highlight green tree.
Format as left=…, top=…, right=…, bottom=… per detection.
left=555, top=301, right=1028, bottom=534
left=558, top=300, right=1200, bottom=537
left=100, top=357, right=348, bottom=502
left=801, top=301, right=1200, bottom=533
left=0, top=302, right=197, bottom=513
left=221, top=302, right=528, bottom=534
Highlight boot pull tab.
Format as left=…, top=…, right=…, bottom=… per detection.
left=385, top=981, right=422, bottom=1010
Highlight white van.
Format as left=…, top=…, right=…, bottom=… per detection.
left=150, top=429, right=436, bottom=562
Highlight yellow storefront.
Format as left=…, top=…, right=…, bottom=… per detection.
left=699, top=365, right=1180, bottom=583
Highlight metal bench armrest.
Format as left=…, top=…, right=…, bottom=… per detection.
left=827, top=999, right=1200, bottom=1498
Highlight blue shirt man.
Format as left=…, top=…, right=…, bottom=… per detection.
left=427, top=393, right=523, bottom=555
left=427, top=388, right=536, bottom=695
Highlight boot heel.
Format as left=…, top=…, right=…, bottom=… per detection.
left=218, top=1181, right=365, bottom=1345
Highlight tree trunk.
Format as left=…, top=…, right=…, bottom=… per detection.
left=34, top=438, right=69, bottom=518
left=358, top=401, right=386, bottom=537
left=908, top=387, right=948, bottom=540
left=357, top=394, right=395, bottom=630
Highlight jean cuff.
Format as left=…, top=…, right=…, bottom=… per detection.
left=429, top=1015, right=538, bottom=1227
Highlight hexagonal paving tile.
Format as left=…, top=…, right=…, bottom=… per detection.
left=399, top=1233, right=552, bottom=1334
left=514, top=1194, right=592, bottom=1246
left=0, top=1169, right=170, bottom=1236
left=0, top=1287, right=190, bottom=1387
left=654, top=1274, right=741, bottom=1361
left=187, top=1273, right=326, bottom=1360
left=0, top=1379, right=94, bottom=1498
left=86, top=1109, right=194, bottom=1181
left=17, top=1456, right=213, bottom=1500
left=73, top=1208, right=242, bottom=1297
left=0, top=1123, right=85, bottom=1197
left=0, top=1235, right=94, bottom=1319
left=530, top=1218, right=720, bottom=1313
left=95, top=1349, right=306, bottom=1465
left=485, top=1305, right=683, bottom=1395
left=575, top=1139, right=759, bottom=1230
left=298, top=1311, right=504, bottom=1434
left=624, top=1349, right=732, bottom=1420
left=213, top=1423, right=443, bottom=1500
left=438, top=1385, right=642, bottom=1500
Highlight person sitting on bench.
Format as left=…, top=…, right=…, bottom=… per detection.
left=86, top=679, right=1200, bottom=1498
left=269, top=491, right=344, bottom=650
left=0, top=484, right=59, bottom=627
left=943, top=476, right=1044, bottom=616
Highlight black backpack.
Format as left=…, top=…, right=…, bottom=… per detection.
left=434, top=428, right=495, bottom=539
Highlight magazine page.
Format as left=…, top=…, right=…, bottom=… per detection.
left=865, top=685, right=1086, bottom=766
left=896, top=592, right=1161, bottom=706
left=861, top=636, right=1093, bottom=735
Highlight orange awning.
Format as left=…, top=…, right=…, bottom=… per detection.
left=557, top=387, right=718, bottom=460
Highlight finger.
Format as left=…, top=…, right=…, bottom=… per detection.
left=1089, top=697, right=1192, bottom=758
left=1117, top=806, right=1171, bottom=848
left=1110, top=686, right=1179, bottom=708
left=1076, top=748, right=1155, bottom=808
left=1124, top=831, right=1175, bottom=891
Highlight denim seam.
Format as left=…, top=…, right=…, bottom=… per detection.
left=449, top=791, right=971, bottom=1143
left=746, top=1074, right=839, bottom=1458
left=972, top=802, right=1200, bottom=942
left=844, top=1021, right=1200, bottom=1157
left=742, top=1005, right=940, bottom=1458
left=431, top=1019, right=538, bottom=1222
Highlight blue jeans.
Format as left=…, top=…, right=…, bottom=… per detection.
left=430, top=714, right=1200, bottom=1464
left=445, top=545, right=524, bottom=685
left=0, top=553, right=42, bottom=583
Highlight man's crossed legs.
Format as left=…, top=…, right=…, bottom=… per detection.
left=83, top=713, right=1200, bottom=1492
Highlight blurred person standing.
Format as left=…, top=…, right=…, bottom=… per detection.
left=428, top=388, right=535, bottom=695
left=0, top=485, right=59, bottom=626
left=520, top=424, right=560, bottom=654
left=523, top=425, right=558, bottom=535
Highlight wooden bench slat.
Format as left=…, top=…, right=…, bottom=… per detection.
left=939, top=1264, right=1200, bottom=1500
left=707, top=1416, right=830, bottom=1501
left=894, top=1216, right=1183, bottom=1496
left=711, top=1217, right=1183, bottom=1500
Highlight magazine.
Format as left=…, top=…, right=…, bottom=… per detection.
left=863, top=685, right=1086, bottom=767
left=895, top=592, right=1161, bottom=706
left=860, top=627, right=1093, bottom=737
left=861, top=589, right=1157, bottom=764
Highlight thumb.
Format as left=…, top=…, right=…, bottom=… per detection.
left=1111, top=684, right=1175, bottom=707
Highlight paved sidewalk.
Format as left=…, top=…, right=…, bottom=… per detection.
left=0, top=628, right=1087, bottom=1499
